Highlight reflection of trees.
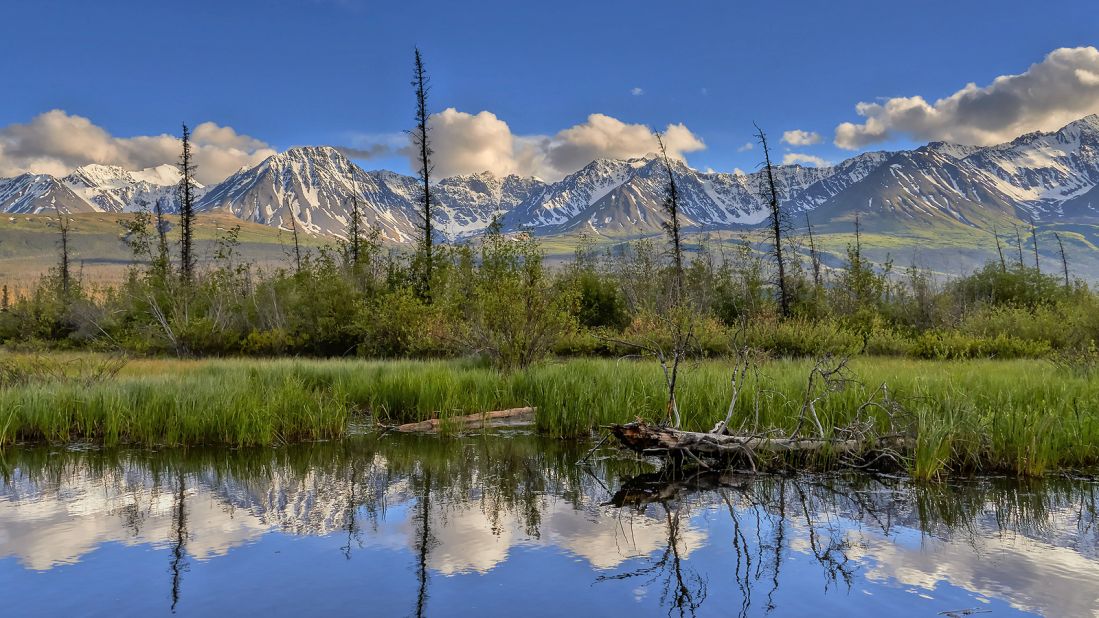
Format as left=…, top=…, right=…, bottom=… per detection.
left=3, top=438, right=1098, bottom=615
left=412, top=468, right=433, bottom=618
left=604, top=466, right=1099, bottom=617
left=169, top=470, right=188, bottom=613
left=607, top=469, right=856, bottom=616
left=597, top=500, right=708, bottom=617
left=601, top=468, right=712, bottom=617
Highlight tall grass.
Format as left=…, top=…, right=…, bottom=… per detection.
left=2, top=354, right=1097, bottom=478
left=0, top=359, right=349, bottom=447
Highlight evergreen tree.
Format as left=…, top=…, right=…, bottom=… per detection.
left=178, top=123, right=197, bottom=283
left=411, top=48, right=435, bottom=298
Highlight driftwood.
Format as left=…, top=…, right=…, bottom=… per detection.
left=610, top=421, right=911, bottom=467
left=396, top=407, right=536, bottom=433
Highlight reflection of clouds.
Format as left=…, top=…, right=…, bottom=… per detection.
left=851, top=527, right=1099, bottom=617
left=3, top=451, right=1096, bottom=618
left=0, top=470, right=266, bottom=570
left=540, top=504, right=702, bottom=570
left=362, top=499, right=705, bottom=575
left=0, top=463, right=700, bottom=577
left=773, top=495, right=1099, bottom=618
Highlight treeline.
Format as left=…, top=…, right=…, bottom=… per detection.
left=0, top=211, right=1095, bottom=367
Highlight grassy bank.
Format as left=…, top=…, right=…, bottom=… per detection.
left=2, top=353, right=1097, bottom=478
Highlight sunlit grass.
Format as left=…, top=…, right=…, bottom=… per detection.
left=1, top=353, right=1096, bottom=477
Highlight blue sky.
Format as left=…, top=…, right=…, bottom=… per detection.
left=1, top=0, right=1098, bottom=181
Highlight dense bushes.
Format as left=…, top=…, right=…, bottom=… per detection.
left=1, top=216, right=1097, bottom=363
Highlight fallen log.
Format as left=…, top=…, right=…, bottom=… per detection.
left=395, top=407, right=536, bottom=433
left=609, top=421, right=911, bottom=466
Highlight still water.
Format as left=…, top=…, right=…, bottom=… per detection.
left=1, top=432, right=1096, bottom=617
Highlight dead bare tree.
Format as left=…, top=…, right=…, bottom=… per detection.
left=285, top=196, right=303, bottom=274
left=711, top=341, right=755, bottom=436
left=991, top=225, right=1007, bottom=272
left=1012, top=223, right=1025, bottom=268
left=410, top=47, right=435, bottom=299
left=755, top=124, right=789, bottom=317
left=1030, top=219, right=1040, bottom=273
left=792, top=356, right=855, bottom=439
left=805, top=213, right=822, bottom=288
left=610, top=353, right=914, bottom=472
left=1055, top=232, right=1070, bottom=287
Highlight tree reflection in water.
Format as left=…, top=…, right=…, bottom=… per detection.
left=169, top=469, right=188, bottom=614
left=0, top=435, right=1097, bottom=616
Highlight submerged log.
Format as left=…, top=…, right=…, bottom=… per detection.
left=396, top=407, right=536, bottom=433
left=609, top=421, right=910, bottom=466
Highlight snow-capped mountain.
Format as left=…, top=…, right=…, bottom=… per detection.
left=4, top=114, right=1099, bottom=241
left=497, top=154, right=875, bottom=235
left=434, top=171, right=546, bottom=237
left=63, top=163, right=198, bottom=213
left=0, top=173, right=95, bottom=214
left=961, top=114, right=1099, bottom=219
left=196, top=146, right=421, bottom=242
left=195, top=146, right=544, bottom=241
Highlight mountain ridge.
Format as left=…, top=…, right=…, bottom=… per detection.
left=3, top=114, right=1099, bottom=244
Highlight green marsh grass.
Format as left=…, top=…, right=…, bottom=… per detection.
left=1, top=353, right=1097, bottom=478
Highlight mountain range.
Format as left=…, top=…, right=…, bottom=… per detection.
left=3, top=114, right=1099, bottom=245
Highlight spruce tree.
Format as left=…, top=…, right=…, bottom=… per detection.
left=178, top=123, right=197, bottom=283
left=411, top=48, right=434, bottom=298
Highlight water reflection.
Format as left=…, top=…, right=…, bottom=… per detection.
left=0, top=435, right=1096, bottom=617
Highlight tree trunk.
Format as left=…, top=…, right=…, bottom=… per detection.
left=610, top=421, right=911, bottom=464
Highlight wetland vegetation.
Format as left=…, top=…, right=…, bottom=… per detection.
left=1, top=354, right=1096, bottom=480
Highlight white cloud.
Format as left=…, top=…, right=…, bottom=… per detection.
left=399, top=109, right=705, bottom=181
left=782, top=153, right=830, bottom=167
left=411, top=109, right=528, bottom=179
left=736, top=142, right=754, bottom=152
left=834, top=46, right=1099, bottom=149
left=781, top=129, right=822, bottom=146
left=630, top=87, right=644, bottom=96
left=0, top=110, right=275, bottom=184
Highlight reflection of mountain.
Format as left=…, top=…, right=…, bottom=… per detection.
left=0, top=440, right=697, bottom=574
left=0, top=438, right=1096, bottom=617
left=0, top=467, right=266, bottom=570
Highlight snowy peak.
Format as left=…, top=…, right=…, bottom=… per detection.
left=920, top=142, right=981, bottom=160
left=196, top=145, right=388, bottom=238
left=5, top=113, right=1099, bottom=240
left=195, top=145, right=538, bottom=242
left=433, top=172, right=545, bottom=238
left=62, top=163, right=195, bottom=213
left=0, top=173, right=96, bottom=215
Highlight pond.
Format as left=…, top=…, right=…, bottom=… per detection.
left=1, top=432, right=1096, bottom=617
